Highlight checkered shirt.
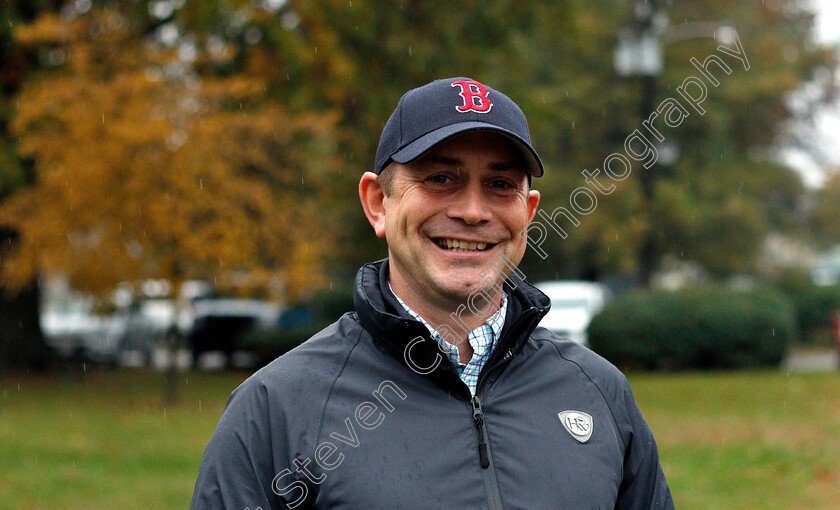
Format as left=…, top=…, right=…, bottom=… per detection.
left=388, top=282, right=507, bottom=396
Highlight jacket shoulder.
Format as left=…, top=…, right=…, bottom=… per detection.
left=530, top=326, right=627, bottom=385
left=245, top=312, right=364, bottom=398
left=529, top=327, right=635, bottom=423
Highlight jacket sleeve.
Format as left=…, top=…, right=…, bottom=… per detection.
left=614, top=376, right=675, bottom=510
left=190, top=377, right=296, bottom=510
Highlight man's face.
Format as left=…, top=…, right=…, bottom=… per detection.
left=382, top=131, right=540, bottom=309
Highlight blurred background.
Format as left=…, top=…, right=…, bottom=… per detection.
left=1, top=0, right=839, bottom=508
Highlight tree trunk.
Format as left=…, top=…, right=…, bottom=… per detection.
left=0, top=278, right=55, bottom=372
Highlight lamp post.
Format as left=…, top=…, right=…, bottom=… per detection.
left=615, top=3, right=737, bottom=286
left=614, top=0, right=666, bottom=286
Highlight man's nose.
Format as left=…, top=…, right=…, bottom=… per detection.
left=447, top=181, right=492, bottom=225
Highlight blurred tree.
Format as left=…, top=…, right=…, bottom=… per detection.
left=252, top=0, right=838, bottom=283
left=0, top=0, right=63, bottom=371
left=0, top=4, right=339, bottom=298
left=0, top=0, right=835, bottom=370
left=510, top=0, right=836, bottom=281
left=811, top=171, right=840, bottom=248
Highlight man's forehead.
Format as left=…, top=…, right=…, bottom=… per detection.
left=418, top=131, right=527, bottom=168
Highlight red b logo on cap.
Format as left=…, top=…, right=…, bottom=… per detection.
left=451, top=80, right=493, bottom=114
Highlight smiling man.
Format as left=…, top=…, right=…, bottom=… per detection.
left=191, top=78, right=675, bottom=509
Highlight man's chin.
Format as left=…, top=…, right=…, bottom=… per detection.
left=433, top=275, right=501, bottom=306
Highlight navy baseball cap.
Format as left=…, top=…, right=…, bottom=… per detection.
left=375, top=77, right=544, bottom=177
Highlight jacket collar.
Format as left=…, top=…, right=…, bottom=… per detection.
left=352, top=258, right=550, bottom=387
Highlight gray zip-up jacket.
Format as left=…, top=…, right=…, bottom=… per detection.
left=190, top=259, right=675, bottom=509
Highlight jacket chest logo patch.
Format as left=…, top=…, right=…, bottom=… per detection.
left=558, top=410, right=593, bottom=443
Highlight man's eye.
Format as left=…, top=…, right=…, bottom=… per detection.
left=491, top=179, right=514, bottom=189
left=428, top=175, right=452, bottom=184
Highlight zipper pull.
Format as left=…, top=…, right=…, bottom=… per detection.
left=471, top=395, right=490, bottom=468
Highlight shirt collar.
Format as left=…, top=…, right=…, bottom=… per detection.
left=387, top=281, right=508, bottom=343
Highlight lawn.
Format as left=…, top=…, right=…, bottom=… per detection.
left=1, top=368, right=839, bottom=509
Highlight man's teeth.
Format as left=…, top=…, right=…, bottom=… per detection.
left=436, top=239, right=489, bottom=251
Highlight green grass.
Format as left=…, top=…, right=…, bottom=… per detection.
left=633, top=371, right=840, bottom=509
left=1, top=368, right=839, bottom=509
left=0, top=368, right=249, bottom=510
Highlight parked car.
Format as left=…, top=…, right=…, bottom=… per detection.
left=185, top=298, right=282, bottom=366
left=40, top=299, right=126, bottom=364
left=116, top=298, right=177, bottom=366
left=534, top=280, right=610, bottom=346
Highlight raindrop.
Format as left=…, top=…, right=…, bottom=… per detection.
left=199, top=178, right=204, bottom=189
left=199, top=399, right=202, bottom=411
left=408, top=46, right=412, bottom=56
left=571, top=121, right=575, bottom=129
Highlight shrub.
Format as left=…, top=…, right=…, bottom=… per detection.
left=776, top=271, right=840, bottom=346
left=587, top=285, right=797, bottom=370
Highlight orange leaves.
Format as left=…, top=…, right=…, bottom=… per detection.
left=1, top=6, right=339, bottom=299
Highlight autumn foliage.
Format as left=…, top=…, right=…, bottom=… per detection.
left=1, top=7, right=338, bottom=299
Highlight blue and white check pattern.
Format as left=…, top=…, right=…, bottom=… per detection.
left=388, top=282, right=507, bottom=396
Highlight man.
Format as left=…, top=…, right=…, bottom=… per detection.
left=191, top=78, right=674, bottom=509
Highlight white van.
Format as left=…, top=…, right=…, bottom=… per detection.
left=534, top=281, right=609, bottom=346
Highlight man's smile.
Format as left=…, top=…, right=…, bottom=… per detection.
left=431, top=237, right=497, bottom=252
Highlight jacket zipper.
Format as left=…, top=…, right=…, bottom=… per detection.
left=471, top=394, right=504, bottom=510
left=468, top=306, right=543, bottom=510
left=471, top=395, right=490, bottom=468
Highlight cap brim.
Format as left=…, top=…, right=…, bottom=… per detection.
left=390, top=122, right=544, bottom=177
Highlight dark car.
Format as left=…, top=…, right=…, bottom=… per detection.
left=184, top=299, right=281, bottom=366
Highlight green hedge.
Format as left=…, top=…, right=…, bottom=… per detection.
left=776, top=272, right=840, bottom=345
left=588, top=286, right=797, bottom=370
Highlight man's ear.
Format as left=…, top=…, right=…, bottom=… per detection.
left=526, top=189, right=540, bottom=224
left=359, top=172, right=387, bottom=238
